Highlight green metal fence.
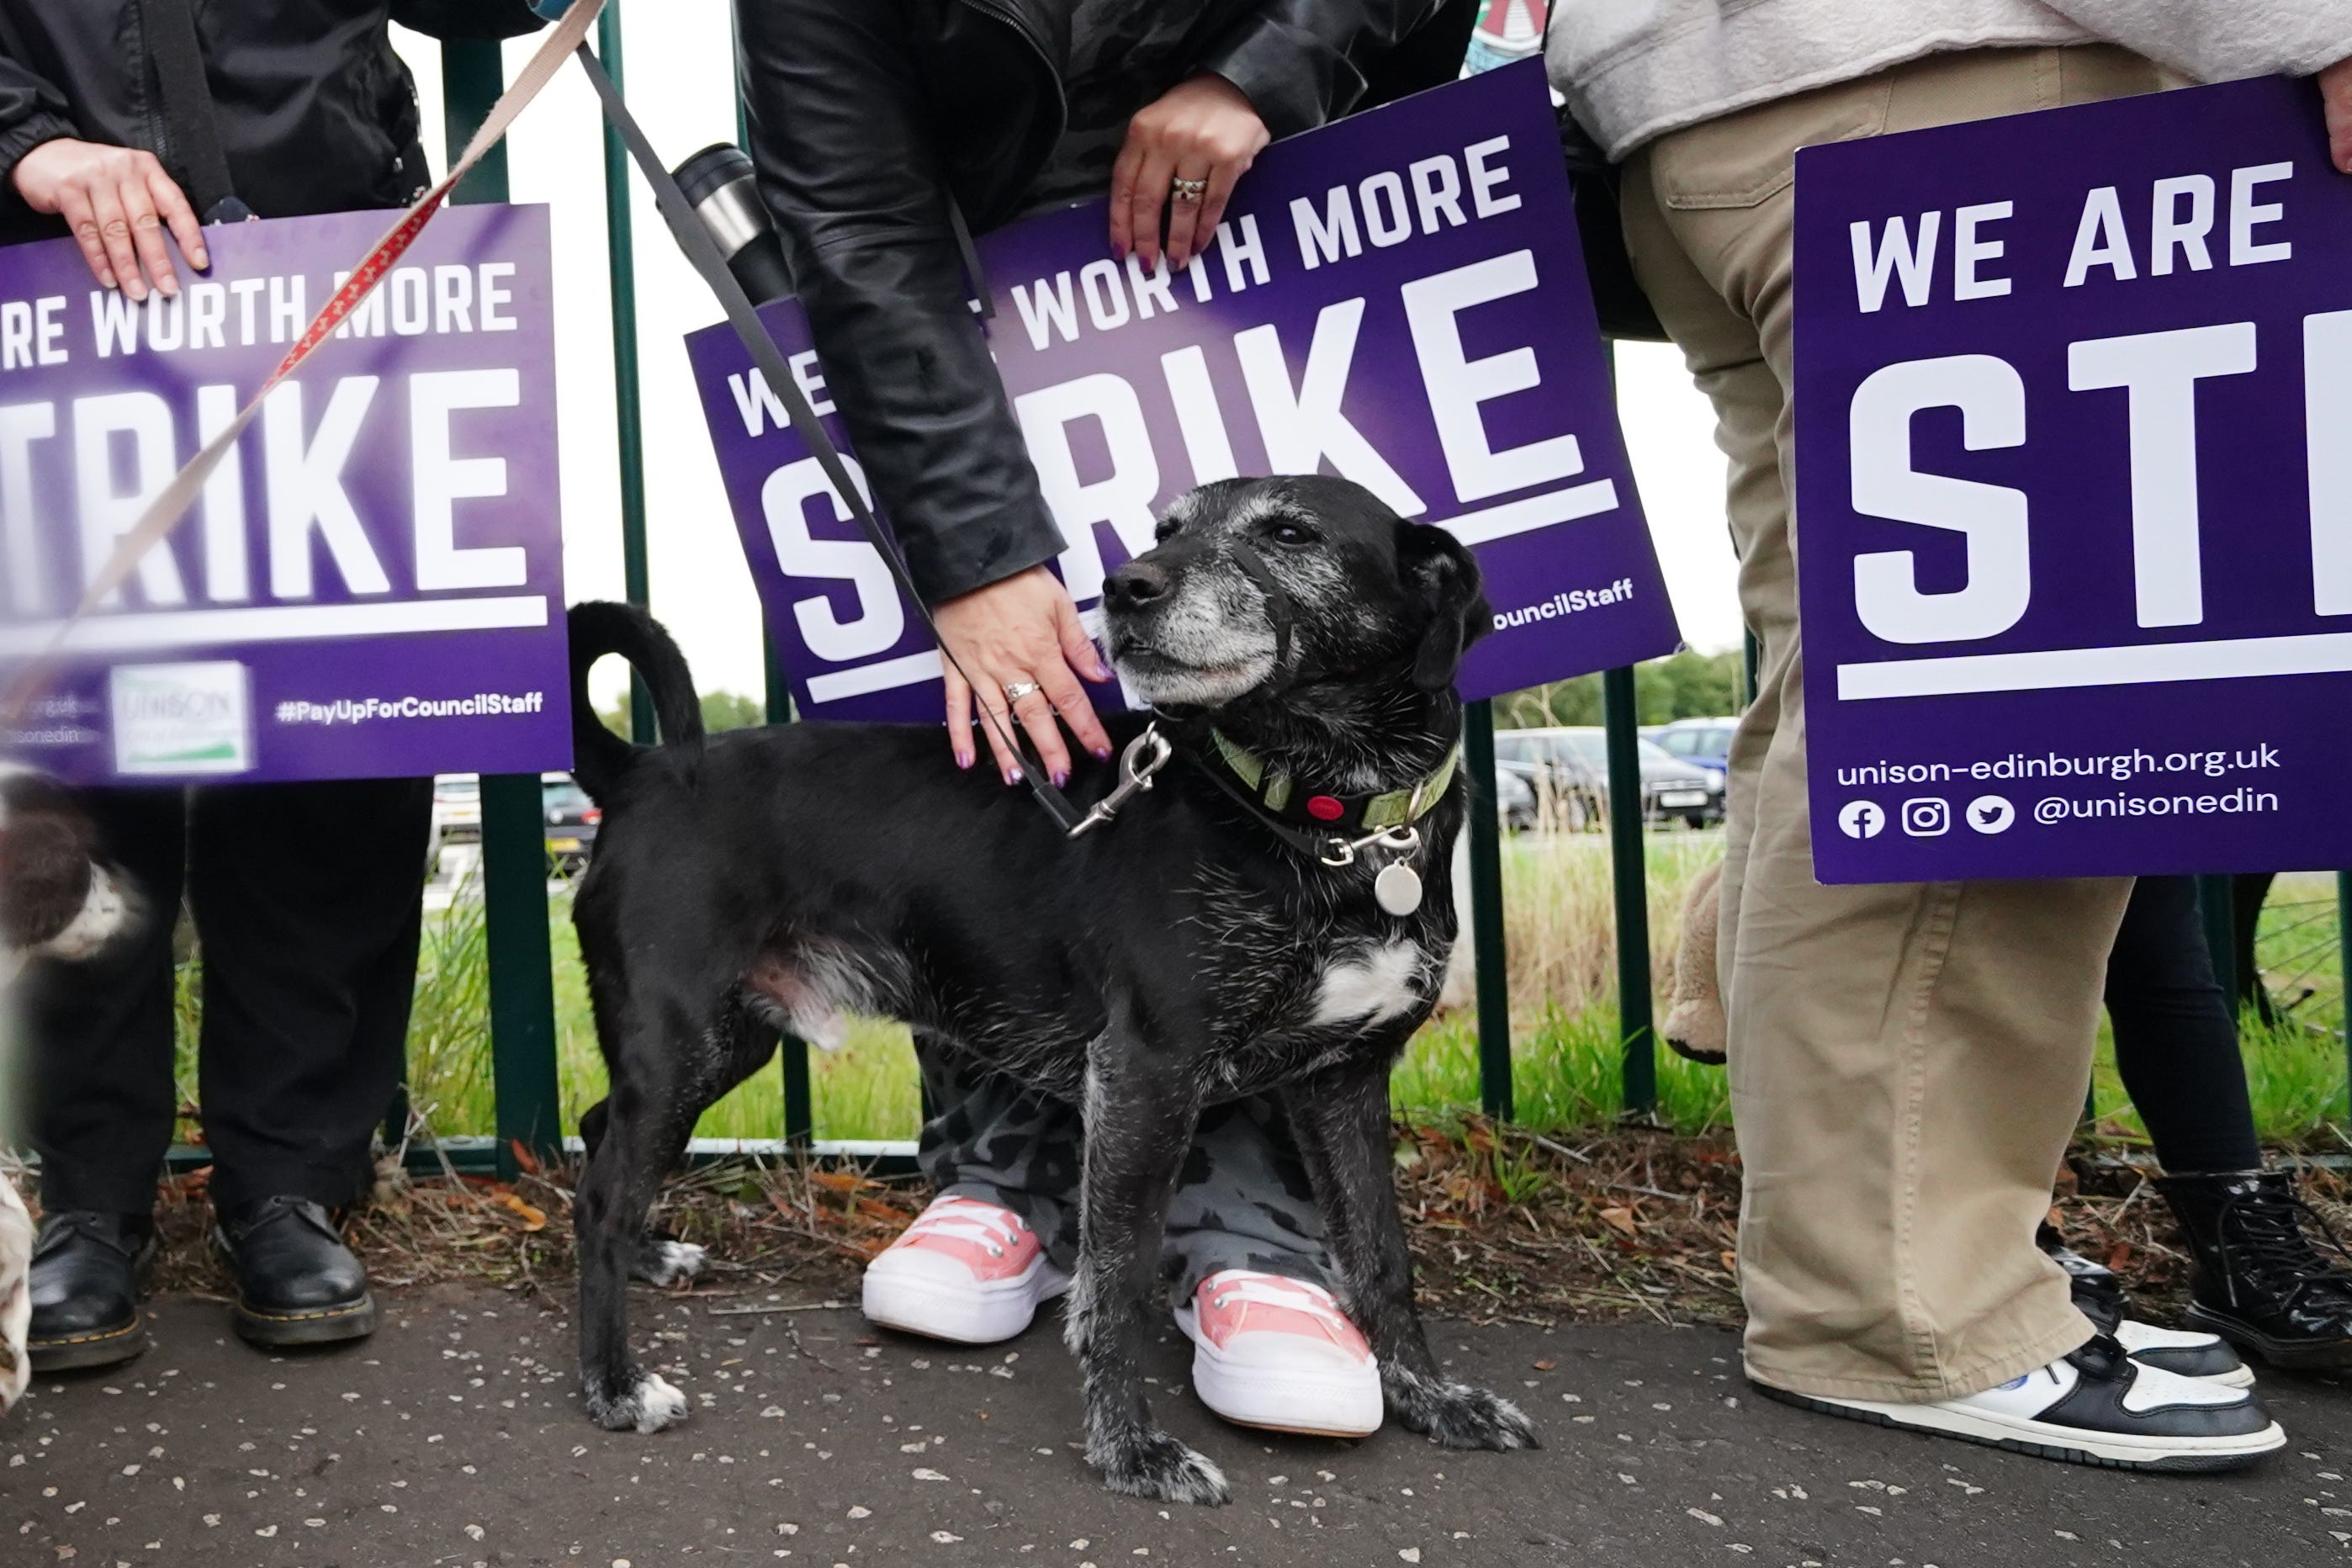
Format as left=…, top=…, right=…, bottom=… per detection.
left=425, top=18, right=2352, bottom=1177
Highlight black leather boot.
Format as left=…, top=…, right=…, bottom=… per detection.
left=2159, top=1169, right=2352, bottom=1370
left=27, top=1210, right=156, bottom=1371
left=214, top=1197, right=377, bottom=1348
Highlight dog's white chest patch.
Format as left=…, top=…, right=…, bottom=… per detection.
left=1309, top=942, right=1424, bottom=1028
left=44, top=864, right=128, bottom=961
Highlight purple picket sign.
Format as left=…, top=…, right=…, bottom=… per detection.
left=686, top=60, right=1678, bottom=723
left=1794, top=76, right=2352, bottom=883
left=0, top=204, right=572, bottom=783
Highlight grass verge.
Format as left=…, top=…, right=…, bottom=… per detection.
left=165, top=842, right=2345, bottom=1149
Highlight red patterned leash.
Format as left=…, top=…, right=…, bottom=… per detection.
left=1, top=0, right=607, bottom=723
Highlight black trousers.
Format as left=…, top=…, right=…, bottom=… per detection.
left=2104, top=874, right=2264, bottom=1175
left=27, top=778, right=434, bottom=1216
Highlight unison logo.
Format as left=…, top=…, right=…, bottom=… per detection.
left=109, top=660, right=253, bottom=776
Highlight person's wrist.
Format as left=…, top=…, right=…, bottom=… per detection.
left=7, top=137, right=67, bottom=204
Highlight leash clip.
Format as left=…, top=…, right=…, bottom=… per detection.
left=1318, top=824, right=1421, bottom=869
left=1067, top=724, right=1172, bottom=839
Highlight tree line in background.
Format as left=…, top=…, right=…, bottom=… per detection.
left=596, top=689, right=765, bottom=739
left=602, top=647, right=1748, bottom=745
left=1494, top=648, right=1746, bottom=730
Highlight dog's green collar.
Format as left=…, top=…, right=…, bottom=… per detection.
left=1207, top=729, right=1460, bottom=836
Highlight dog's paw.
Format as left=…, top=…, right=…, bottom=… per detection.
left=632, top=1239, right=708, bottom=1287
left=1089, top=1426, right=1231, bottom=1506
left=585, top=1369, right=691, bottom=1434
left=1385, top=1366, right=1539, bottom=1451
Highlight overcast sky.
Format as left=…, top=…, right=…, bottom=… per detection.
left=393, top=18, right=1744, bottom=708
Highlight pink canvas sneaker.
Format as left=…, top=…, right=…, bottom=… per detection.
left=860, top=1195, right=1068, bottom=1344
left=1176, top=1269, right=1382, bottom=1437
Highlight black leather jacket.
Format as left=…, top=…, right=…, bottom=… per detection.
left=738, top=0, right=1464, bottom=607
left=0, top=1, right=543, bottom=246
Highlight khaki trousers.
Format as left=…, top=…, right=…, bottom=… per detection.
left=1619, top=47, right=2150, bottom=1400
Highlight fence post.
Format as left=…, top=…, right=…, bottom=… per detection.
left=441, top=40, right=563, bottom=1176
left=598, top=6, right=655, bottom=744
left=722, top=3, right=818, bottom=1147
left=1602, top=667, right=1655, bottom=1115
left=2340, top=871, right=2350, bottom=1121
left=1464, top=701, right=1512, bottom=1120
left=762, top=628, right=816, bottom=1143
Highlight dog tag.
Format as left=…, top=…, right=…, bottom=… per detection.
left=1374, top=861, right=1424, bottom=917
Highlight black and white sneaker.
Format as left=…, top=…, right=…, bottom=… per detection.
left=2041, top=1225, right=2253, bottom=1386
left=1751, top=1336, right=2284, bottom=1472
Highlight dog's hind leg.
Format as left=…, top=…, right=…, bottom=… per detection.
left=577, top=1099, right=700, bottom=1287
left=574, top=985, right=741, bottom=1434
left=612, top=997, right=779, bottom=1289
left=1282, top=1055, right=1537, bottom=1453
left=1067, top=1021, right=1227, bottom=1506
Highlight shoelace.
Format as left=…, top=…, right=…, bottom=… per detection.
left=2217, top=1185, right=2352, bottom=1312
left=1205, top=1272, right=1353, bottom=1333
left=900, top=1199, right=1025, bottom=1260
left=2063, top=1332, right=2132, bottom=1384
left=31, top=1211, right=142, bottom=1263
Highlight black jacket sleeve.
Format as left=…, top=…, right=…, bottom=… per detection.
left=0, top=42, right=77, bottom=196
left=1200, top=0, right=1458, bottom=137
left=736, top=0, right=1066, bottom=607
left=389, top=1, right=547, bottom=42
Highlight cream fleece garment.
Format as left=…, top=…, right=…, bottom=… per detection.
left=1548, top=1, right=2352, bottom=157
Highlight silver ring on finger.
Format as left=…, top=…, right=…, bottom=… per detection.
left=1003, top=681, right=1041, bottom=704
left=1171, top=176, right=1208, bottom=204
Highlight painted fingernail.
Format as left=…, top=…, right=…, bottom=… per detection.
left=1051, top=768, right=1069, bottom=789
left=1093, top=745, right=1112, bottom=761
left=1005, top=765, right=1024, bottom=786
left=955, top=749, right=975, bottom=770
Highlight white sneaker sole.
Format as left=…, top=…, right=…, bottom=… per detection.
left=1179, top=1314, right=1383, bottom=1438
left=1755, top=1381, right=2285, bottom=1472
left=861, top=1253, right=1068, bottom=1346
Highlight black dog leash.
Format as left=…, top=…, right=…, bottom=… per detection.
left=575, top=46, right=1087, bottom=834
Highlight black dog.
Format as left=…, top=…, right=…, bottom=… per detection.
left=564, top=475, right=1535, bottom=1502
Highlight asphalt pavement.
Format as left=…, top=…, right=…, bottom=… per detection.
left=6, top=1283, right=2352, bottom=1566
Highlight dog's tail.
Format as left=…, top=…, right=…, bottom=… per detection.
left=568, top=601, right=704, bottom=802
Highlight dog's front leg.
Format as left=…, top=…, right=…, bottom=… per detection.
left=1283, top=1057, right=1537, bottom=1453
left=1068, top=1036, right=1228, bottom=1505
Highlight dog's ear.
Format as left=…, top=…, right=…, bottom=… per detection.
left=1397, top=521, right=1492, bottom=691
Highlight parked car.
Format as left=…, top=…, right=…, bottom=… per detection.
left=1497, top=726, right=1725, bottom=828
left=1645, top=718, right=1737, bottom=787
left=1492, top=759, right=1539, bottom=833
left=1491, top=730, right=1606, bottom=829
left=426, top=773, right=603, bottom=878
left=431, top=774, right=481, bottom=847
left=542, top=772, right=601, bottom=874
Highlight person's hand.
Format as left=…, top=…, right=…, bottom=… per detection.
left=10, top=139, right=206, bottom=301
left=1109, top=73, right=1269, bottom=273
left=2323, top=58, right=2352, bottom=173
left=933, top=565, right=1114, bottom=786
